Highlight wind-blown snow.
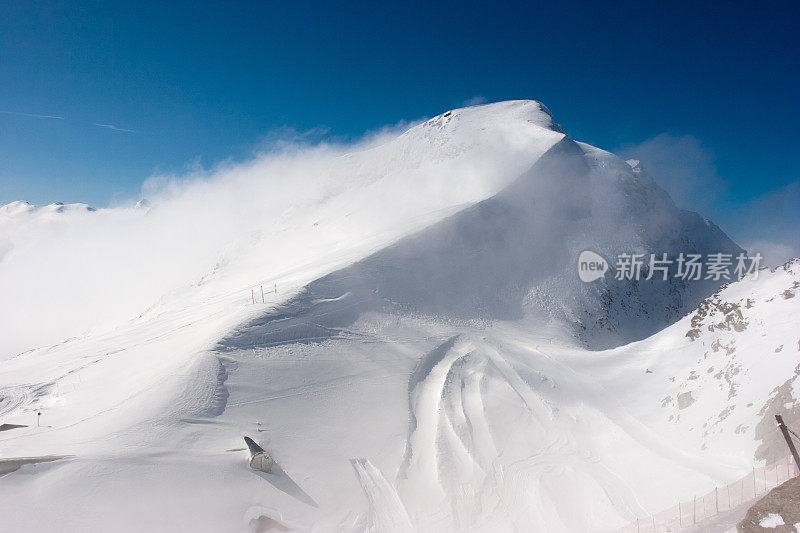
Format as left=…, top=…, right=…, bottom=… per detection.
left=0, top=100, right=797, bottom=533
left=0, top=101, right=563, bottom=360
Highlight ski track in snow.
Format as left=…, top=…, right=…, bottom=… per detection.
left=396, top=335, right=656, bottom=530
left=352, top=458, right=414, bottom=532
left=0, top=385, right=35, bottom=421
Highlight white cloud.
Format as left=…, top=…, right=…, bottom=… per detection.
left=743, top=240, right=796, bottom=268
left=730, top=180, right=800, bottom=264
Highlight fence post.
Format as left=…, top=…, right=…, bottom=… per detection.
left=776, top=415, right=800, bottom=473
left=727, top=483, right=731, bottom=510
left=261, top=285, right=265, bottom=303
left=741, top=478, right=745, bottom=504
left=715, top=487, right=719, bottom=514
left=252, top=289, right=255, bottom=304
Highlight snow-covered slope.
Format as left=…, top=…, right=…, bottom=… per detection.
left=0, top=101, right=796, bottom=533
left=613, top=259, right=800, bottom=465
left=235, top=136, right=741, bottom=355
left=208, top=260, right=798, bottom=532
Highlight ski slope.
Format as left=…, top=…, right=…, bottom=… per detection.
left=0, top=101, right=797, bottom=532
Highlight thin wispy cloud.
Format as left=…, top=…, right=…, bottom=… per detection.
left=0, top=110, right=64, bottom=120
left=616, top=133, right=726, bottom=214
left=94, top=123, right=137, bottom=133
left=1, top=111, right=140, bottom=134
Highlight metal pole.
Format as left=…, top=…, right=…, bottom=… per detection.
left=776, top=415, right=800, bottom=473
left=252, top=289, right=255, bottom=304
left=261, top=285, right=265, bottom=303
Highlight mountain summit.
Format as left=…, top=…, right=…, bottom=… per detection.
left=223, top=102, right=742, bottom=351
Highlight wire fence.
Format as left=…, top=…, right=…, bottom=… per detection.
left=612, top=456, right=799, bottom=532
left=251, top=283, right=278, bottom=304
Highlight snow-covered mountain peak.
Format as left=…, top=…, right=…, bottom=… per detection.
left=0, top=101, right=568, bottom=359
left=1, top=101, right=797, bottom=533
left=0, top=200, right=35, bottom=215
left=0, top=200, right=97, bottom=216
left=413, top=99, right=564, bottom=136
left=0, top=100, right=744, bottom=356
left=626, top=158, right=643, bottom=172
left=134, top=198, right=151, bottom=210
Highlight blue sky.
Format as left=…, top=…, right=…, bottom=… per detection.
left=1, top=1, right=798, bottom=255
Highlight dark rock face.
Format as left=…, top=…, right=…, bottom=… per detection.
left=737, top=476, right=800, bottom=532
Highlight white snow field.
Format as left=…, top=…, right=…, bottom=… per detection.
left=0, top=101, right=798, bottom=532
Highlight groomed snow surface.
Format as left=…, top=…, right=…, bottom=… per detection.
left=1, top=101, right=798, bottom=532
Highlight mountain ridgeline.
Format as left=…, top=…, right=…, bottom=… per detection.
left=220, top=108, right=741, bottom=351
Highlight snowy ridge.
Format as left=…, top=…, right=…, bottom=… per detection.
left=0, top=200, right=97, bottom=216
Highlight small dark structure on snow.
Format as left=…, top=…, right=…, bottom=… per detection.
left=244, top=436, right=274, bottom=473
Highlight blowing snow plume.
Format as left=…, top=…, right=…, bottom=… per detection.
left=0, top=101, right=564, bottom=359
left=219, top=123, right=742, bottom=352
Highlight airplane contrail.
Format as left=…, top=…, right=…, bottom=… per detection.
left=93, top=123, right=137, bottom=133
left=0, top=110, right=64, bottom=120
